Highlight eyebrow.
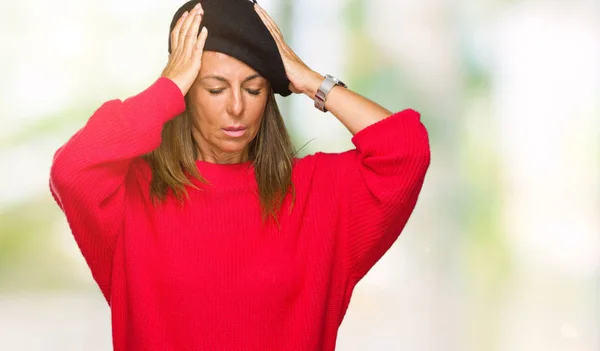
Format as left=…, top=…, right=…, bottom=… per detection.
left=200, top=74, right=262, bottom=83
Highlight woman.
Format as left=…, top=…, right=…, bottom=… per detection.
left=49, top=0, right=430, bottom=350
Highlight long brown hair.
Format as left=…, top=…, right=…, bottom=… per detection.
left=143, top=90, right=296, bottom=223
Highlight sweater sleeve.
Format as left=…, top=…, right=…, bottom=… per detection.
left=339, top=109, right=430, bottom=282
left=49, top=77, right=185, bottom=301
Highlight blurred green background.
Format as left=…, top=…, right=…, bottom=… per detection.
left=1, top=0, right=599, bottom=350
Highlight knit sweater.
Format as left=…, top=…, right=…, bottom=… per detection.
left=49, top=77, right=430, bottom=351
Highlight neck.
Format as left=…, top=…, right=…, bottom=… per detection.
left=196, top=151, right=249, bottom=164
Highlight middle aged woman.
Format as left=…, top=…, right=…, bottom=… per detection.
left=48, top=0, right=431, bottom=350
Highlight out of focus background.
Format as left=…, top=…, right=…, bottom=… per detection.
left=1, top=0, right=599, bottom=350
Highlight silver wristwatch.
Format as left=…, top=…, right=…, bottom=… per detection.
left=314, top=74, right=347, bottom=112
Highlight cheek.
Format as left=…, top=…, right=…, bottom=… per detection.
left=247, top=98, right=268, bottom=130
left=191, top=94, right=224, bottom=128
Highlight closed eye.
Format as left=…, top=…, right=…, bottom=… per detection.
left=246, top=89, right=262, bottom=96
left=207, top=88, right=262, bottom=96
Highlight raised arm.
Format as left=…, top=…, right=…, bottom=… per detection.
left=340, top=110, right=429, bottom=281
left=50, top=78, right=185, bottom=300
left=255, top=5, right=431, bottom=281
left=49, top=4, right=207, bottom=301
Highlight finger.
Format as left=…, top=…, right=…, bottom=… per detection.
left=183, top=9, right=204, bottom=56
left=254, top=5, right=276, bottom=38
left=255, top=6, right=283, bottom=51
left=262, top=14, right=292, bottom=62
left=193, top=27, right=209, bottom=60
left=177, top=10, right=196, bottom=50
left=256, top=5, right=284, bottom=39
left=171, top=11, right=188, bottom=50
left=255, top=4, right=299, bottom=67
left=267, top=22, right=287, bottom=57
left=273, top=33, right=287, bottom=56
left=289, top=48, right=303, bottom=62
left=178, top=4, right=202, bottom=51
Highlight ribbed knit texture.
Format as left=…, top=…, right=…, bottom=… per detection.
left=49, top=77, right=430, bottom=351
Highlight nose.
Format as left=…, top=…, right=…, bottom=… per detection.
left=226, top=88, right=244, bottom=117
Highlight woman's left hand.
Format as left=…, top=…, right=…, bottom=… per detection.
left=255, top=4, right=321, bottom=95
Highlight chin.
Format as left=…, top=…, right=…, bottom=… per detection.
left=217, top=139, right=251, bottom=154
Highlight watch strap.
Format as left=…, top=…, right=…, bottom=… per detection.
left=314, top=74, right=346, bottom=112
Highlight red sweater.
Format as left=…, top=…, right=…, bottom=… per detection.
left=49, top=77, right=430, bottom=351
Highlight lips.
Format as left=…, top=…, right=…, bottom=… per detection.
left=222, top=126, right=247, bottom=138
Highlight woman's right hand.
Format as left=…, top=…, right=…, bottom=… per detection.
left=161, top=3, right=208, bottom=96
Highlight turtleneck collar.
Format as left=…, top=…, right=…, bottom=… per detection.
left=192, top=159, right=256, bottom=188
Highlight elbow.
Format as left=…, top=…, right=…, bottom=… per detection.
left=403, top=149, right=430, bottom=186
left=49, top=145, right=75, bottom=192
left=49, top=146, right=63, bottom=179
left=49, top=150, right=69, bottom=209
left=408, top=124, right=431, bottom=173
left=416, top=141, right=431, bottom=172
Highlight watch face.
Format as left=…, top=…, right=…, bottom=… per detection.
left=326, top=74, right=346, bottom=87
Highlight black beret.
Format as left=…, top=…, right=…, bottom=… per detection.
left=168, top=0, right=292, bottom=97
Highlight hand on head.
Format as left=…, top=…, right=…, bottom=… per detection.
left=254, top=4, right=318, bottom=95
left=161, top=3, right=208, bottom=96
left=161, top=1, right=319, bottom=97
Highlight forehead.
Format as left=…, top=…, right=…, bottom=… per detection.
left=200, top=51, right=262, bottom=79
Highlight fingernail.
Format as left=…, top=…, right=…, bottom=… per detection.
left=194, top=3, right=201, bottom=9
left=183, top=11, right=188, bottom=17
